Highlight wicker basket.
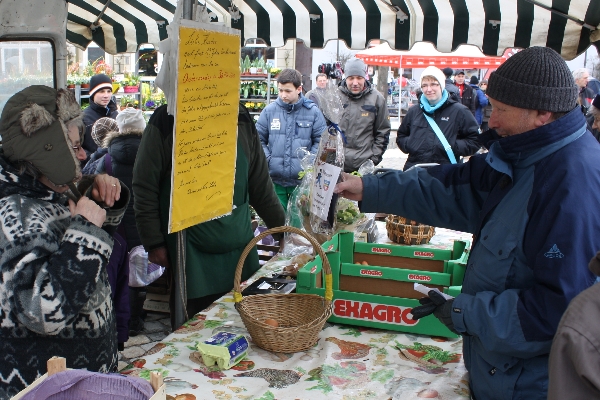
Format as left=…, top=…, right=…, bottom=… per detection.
left=233, top=226, right=333, bottom=353
left=385, top=215, right=435, bottom=245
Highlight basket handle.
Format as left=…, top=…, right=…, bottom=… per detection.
left=232, top=226, right=333, bottom=303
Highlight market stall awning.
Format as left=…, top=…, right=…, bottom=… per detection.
left=67, top=0, right=600, bottom=60
left=356, top=42, right=507, bottom=69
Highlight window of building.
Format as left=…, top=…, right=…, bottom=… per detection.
left=0, top=40, right=54, bottom=117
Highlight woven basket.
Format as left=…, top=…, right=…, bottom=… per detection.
left=233, top=226, right=333, bottom=353
left=385, top=215, right=435, bottom=245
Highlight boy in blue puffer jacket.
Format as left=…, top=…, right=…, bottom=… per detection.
left=256, top=69, right=327, bottom=208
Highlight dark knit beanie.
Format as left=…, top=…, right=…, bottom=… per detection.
left=442, top=67, right=453, bottom=78
left=89, top=74, right=113, bottom=100
left=470, top=76, right=479, bottom=85
left=487, top=47, right=577, bottom=112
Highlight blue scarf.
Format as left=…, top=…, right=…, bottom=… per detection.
left=420, top=89, right=448, bottom=113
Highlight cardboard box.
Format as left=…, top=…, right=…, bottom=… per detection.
left=296, top=232, right=469, bottom=338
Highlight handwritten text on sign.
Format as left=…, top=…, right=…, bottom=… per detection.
left=170, top=26, right=240, bottom=233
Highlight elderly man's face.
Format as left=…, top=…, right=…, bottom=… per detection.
left=454, top=73, right=465, bottom=85
left=575, top=72, right=589, bottom=88
left=316, top=76, right=328, bottom=89
left=488, top=98, right=541, bottom=137
left=346, top=76, right=366, bottom=94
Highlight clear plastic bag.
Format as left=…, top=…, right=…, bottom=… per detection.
left=128, top=245, right=166, bottom=287
left=282, top=150, right=317, bottom=257
left=308, top=125, right=345, bottom=239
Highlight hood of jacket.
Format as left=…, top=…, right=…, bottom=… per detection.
left=0, top=153, right=64, bottom=203
left=338, top=78, right=374, bottom=99
left=106, top=130, right=143, bottom=166
left=274, top=94, right=314, bottom=113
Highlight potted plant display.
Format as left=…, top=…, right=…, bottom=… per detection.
left=120, top=73, right=140, bottom=93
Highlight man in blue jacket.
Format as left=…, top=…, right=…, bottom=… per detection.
left=469, top=76, right=488, bottom=126
left=334, top=46, right=600, bottom=400
left=257, top=68, right=327, bottom=208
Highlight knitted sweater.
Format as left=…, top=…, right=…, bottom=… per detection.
left=0, top=155, right=124, bottom=399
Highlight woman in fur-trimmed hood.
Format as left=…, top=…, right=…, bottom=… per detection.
left=0, top=86, right=129, bottom=398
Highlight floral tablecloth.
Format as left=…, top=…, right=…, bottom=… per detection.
left=121, top=225, right=472, bottom=400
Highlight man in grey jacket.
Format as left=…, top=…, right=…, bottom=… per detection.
left=257, top=69, right=327, bottom=208
left=548, top=250, right=600, bottom=399
left=338, top=58, right=390, bottom=172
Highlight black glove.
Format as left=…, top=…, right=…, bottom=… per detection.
left=410, top=290, right=458, bottom=334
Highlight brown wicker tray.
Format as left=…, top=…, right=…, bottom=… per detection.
left=233, top=226, right=333, bottom=353
left=385, top=215, right=435, bottom=245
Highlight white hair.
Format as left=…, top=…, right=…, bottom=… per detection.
left=573, top=68, right=589, bottom=80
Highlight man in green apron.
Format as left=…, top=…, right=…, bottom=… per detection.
left=133, top=103, right=285, bottom=329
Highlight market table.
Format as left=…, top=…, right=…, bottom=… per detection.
left=121, top=224, right=473, bottom=400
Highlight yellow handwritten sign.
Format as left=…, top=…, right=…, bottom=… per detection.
left=169, top=25, right=240, bottom=233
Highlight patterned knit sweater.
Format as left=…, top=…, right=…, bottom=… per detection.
left=0, top=155, right=124, bottom=399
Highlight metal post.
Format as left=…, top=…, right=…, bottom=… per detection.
left=182, top=0, right=194, bottom=20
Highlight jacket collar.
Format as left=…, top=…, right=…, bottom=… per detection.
left=276, top=94, right=306, bottom=113
left=481, top=107, right=587, bottom=175
left=89, top=99, right=117, bottom=116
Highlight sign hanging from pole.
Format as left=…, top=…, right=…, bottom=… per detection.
left=168, top=20, right=241, bottom=233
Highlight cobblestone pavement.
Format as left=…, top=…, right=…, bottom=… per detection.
left=118, top=131, right=407, bottom=370
left=118, top=312, right=172, bottom=370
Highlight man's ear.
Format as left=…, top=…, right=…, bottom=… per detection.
left=535, top=110, right=554, bottom=127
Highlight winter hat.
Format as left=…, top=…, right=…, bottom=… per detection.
left=454, top=69, right=465, bottom=76
left=480, top=79, right=488, bottom=85
left=593, top=94, right=600, bottom=109
left=1, top=86, right=82, bottom=185
left=441, top=67, right=454, bottom=78
left=92, top=117, right=118, bottom=147
left=344, top=58, right=367, bottom=79
left=487, top=47, right=577, bottom=112
left=89, top=74, right=113, bottom=100
left=116, top=108, right=146, bottom=133
left=420, top=66, right=446, bottom=88
left=470, top=76, right=479, bottom=85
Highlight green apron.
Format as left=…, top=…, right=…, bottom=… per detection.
left=159, top=137, right=260, bottom=301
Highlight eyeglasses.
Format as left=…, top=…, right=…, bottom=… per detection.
left=421, top=83, right=440, bottom=89
left=72, top=145, right=83, bottom=152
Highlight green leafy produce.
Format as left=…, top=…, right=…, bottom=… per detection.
left=336, top=199, right=364, bottom=225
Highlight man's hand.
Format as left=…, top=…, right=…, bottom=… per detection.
left=69, top=197, right=106, bottom=228
left=91, top=174, right=121, bottom=207
left=410, top=290, right=458, bottom=334
left=149, top=246, right=171, bottom=269
left=334, top=173, right=364, bottom=201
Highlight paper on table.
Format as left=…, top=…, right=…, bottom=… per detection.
left=414, top=283, right=454, bottom=300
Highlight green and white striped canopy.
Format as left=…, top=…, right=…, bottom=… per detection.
left=67, top=0, right=600, bottom=60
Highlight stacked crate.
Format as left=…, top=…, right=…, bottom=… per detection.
left=296, top=232, right=469, bottom=338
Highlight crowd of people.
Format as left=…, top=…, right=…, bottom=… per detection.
left=1, top=45, right=600, bottom=400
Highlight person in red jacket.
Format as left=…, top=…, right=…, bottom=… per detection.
left=453, top=69, right=477, bottom=117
